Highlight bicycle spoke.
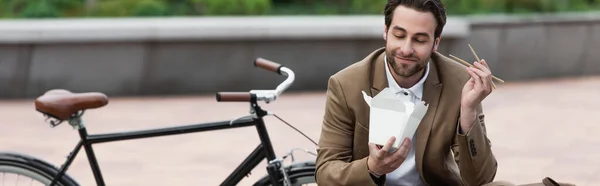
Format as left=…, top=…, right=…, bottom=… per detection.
left=0, top=172, right=46, bottom=186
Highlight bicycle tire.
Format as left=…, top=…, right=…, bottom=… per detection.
left=253, top=161, right=316, bottom=186
left=0, top=152, right=79, bottom=186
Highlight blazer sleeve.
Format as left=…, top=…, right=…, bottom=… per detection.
left=451, top=104, right=498, bottom=186
left=315, top=76, right=383, bottom=186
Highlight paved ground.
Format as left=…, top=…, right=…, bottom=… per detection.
left=1, top=75, right=599, bottom=186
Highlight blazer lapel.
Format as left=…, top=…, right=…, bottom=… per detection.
left=415, top=55, right=443, bottom=182
left=370, top=50, right=387, bottom=96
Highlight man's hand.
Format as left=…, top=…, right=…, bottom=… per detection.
left=367, top=136, right=412, bottom=176
left=461, top=59, right=493, bottom=132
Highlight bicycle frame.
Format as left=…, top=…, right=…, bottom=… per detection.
left=49, top=101, right=283, bottom=186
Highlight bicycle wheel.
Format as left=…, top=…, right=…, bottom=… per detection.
left=0, top=152, right=79, bottom=186
left=253, top=161, right=316, bottom=186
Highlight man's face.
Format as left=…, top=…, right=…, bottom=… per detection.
left=384, top=5, right=441, bottom=78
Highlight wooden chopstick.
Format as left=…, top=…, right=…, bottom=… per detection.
left=449, top=54, right=474, bottom=68
left=468, top=44, right=481, bottom=62
left=467, top=44, right=497, bottom=89
left=449, top=54, right=505, bottom=89
left=449, top=54, right=504, bottom=83
left=465, top=44, right=505, bottom=84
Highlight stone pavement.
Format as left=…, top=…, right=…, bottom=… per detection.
left=1, top=75, right=599, bottom=186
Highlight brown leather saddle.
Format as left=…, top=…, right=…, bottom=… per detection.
left=35, top=89, right=109, bottom=120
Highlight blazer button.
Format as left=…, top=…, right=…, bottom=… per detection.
left=469, top=139, right=477, bottom=156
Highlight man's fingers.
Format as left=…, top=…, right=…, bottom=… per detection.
left=393, top=138, right=411, bottom=156
left=368, top=142, right=378, bottom=152
left=466, top=67, right=483, bottom=88
left=368, top=143, right=386, bottom=160
left=470, top=64, right=489, bottom=78
left=474, top=62, right=493, bottom=82
left=470, top=65, right=492, bottom=91
left=466, top=76, right=475, bottom=87
left=472, top=64, right=492, bottom=94
left=391, top=138, right=411, bottom=166
left=478, top=60, right=495, bottom=89
left=402, top=141, right=411, bottom=157
left=478, top=59, right=493, bottom=73
left=473, top=61, right=493, bottom=82
left=473, top=62, right=492, bottom=74
left=380, top=136, right=396, bottom=154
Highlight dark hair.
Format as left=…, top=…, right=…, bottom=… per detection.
left=384, top=0, right=447, bottom=39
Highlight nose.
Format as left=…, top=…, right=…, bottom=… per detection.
left=399, top=41, right=414, bottom=56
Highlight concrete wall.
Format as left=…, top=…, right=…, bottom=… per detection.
left=0, top=13, right=598, bottom=99
left=450, top=13, right=600, bottom=82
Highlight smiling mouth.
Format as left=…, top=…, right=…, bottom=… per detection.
left=395, top=57, right=417, bottom=63
left=391, top=53, right=417, bottom=62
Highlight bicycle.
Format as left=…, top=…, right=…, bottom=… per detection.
left=0, top=58, right=318, bottom=186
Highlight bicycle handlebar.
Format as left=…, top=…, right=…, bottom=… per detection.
left=216, top=92, right=255, bottom=102
left=216, top=58, right=295, bottom=103
left=254, top=58, right=282, bottom=74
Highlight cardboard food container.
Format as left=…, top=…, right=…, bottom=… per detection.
left=362, top=88, right=428, bottom=153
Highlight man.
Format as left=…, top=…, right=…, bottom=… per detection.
left=315, top=0, right=503, bottom=185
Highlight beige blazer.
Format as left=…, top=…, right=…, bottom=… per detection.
left=315, top=47, right=498, bottom=186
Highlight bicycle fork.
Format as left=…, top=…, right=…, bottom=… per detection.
left=267, top=158, right=293, bottom=186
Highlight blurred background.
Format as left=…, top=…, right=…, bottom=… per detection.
left=0, top=0, right=599, bottom=17
left=0, top=0, right=599, bottom=185
left=0, top=0, right=599, bottom=97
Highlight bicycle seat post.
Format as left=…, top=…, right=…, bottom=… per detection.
left=66, top=110, right=106, bottom=185
left=67, top=110, right=86, bottom=130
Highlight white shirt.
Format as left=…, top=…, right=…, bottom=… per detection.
left=383, top=55, right=429, bottom=186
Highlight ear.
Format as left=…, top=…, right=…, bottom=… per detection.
left=383, top=25, right=388, bottom=40
left=433, top=36, right=441, bottom=52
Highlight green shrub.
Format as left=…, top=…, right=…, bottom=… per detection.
left=488, top=0, right=591, bottom=14
left=0, top=0, right=598, bottom=18
left=90, top=0, right=171, bottom=17
left=349, top=0, right=386, bottom=14
left=440, top=0, right=595, bottom=15
left=563, top=0, right=592, bottom=11
left=131, top=0, right=170, bottom=16
left=89, top=0, right=271, bottom=16
left=20, top=1, right=60, bottom=18
left=89, top=0, right=137, bottom=17
left=163, top=0, right=202, bottom=16
left=197, top=0, right=271, bottom=15
left=0, top=0, right=83, bottom=18
left=442, top=0, right=485, bottom=15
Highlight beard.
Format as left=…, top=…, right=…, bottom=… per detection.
left=386, top=50, right=428, bottom=78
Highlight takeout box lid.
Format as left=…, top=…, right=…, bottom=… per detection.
left=370, top=87, right=412, bottom=112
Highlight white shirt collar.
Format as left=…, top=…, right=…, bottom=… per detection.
left=384, top=54, right=429, bottom=100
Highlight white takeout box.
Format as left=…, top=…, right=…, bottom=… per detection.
left=362, top=88, right=429, bottom=153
